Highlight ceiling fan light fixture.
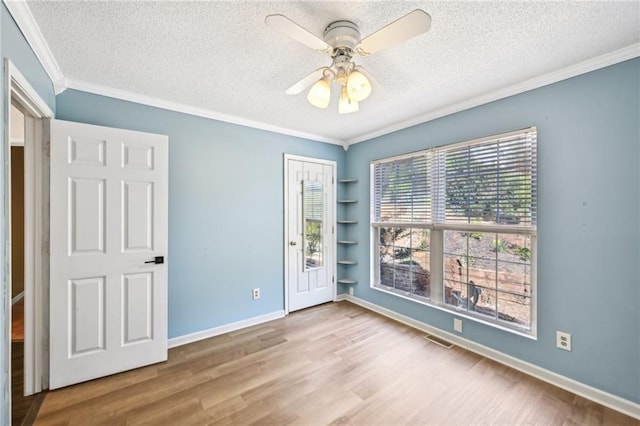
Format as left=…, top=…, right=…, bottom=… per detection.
left=339, top=86, right=359, bottom=114
left=307, top=77, right=331, bottom=109
left=268, top=9, right=432, bottom=114
left=346, top=70, right=372, bottom=102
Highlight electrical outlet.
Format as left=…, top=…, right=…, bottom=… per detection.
left=556, top=331, right=571, bottom=351
left=349, top=287, right=354, bottom=296
left=454, top=318, right=463, bottom=333
left=252, top=288, right=260, bottom=300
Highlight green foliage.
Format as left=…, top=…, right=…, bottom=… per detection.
left=515, top=246, right=531, bottom=260
left=492, top=238, right=507, bottom=253
left=305, top=220, right=321, bottom=255
left=390, top=248, right=408, bottom=260
left=445, top=148, right=532, bottom=224
left=379, top=228, right=410, bottom=260
left=470, top=232, right=482, bottom=240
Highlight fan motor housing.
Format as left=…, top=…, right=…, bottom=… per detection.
left=323, top=20, right=360, bottom=50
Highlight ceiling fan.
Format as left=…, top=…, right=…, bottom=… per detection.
left=265, top=10, right=431, bottom=114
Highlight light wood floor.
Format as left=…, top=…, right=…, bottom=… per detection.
left=12, top=297, right=25, bottom=341
left=35, top=302, right=636, bottom=425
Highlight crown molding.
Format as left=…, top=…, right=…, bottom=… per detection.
left=3, top=0, right=65, bottom=93
left=346, top=43, right=640, bottom=146
left=65, top=79, right=344, bottom=146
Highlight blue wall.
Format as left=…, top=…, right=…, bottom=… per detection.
left=1, top=4, right=55, bottom=421
left=55, top=90, right=346, bottom=338
left=344, top=58, right=640, bottom=403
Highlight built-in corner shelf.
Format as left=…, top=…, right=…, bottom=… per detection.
left=337, top=178, right=358, bottom=287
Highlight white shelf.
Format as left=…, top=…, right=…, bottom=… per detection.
left=337, top=178, right=358, bottom=287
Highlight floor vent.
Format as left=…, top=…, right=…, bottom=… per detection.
left=424, top=334, right=454, bottom=349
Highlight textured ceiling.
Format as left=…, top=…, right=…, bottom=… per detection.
left=25, top=1, right=640, bottom=145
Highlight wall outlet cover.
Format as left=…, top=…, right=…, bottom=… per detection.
left=556, top=331, right=571, bottom=351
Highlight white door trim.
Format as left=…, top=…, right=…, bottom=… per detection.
left=283, top=154, right=337, bottom=315
left=3, top=59, right=53, bottom=421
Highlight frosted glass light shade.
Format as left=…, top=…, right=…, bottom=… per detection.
left=307, top=78, right=331, bottom=109
left=346, top=70, right=372, bottom=102
left=339, top=86, right=359, bottom=114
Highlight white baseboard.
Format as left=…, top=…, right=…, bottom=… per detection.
left=339, top=295, right=640, bottom=420
left=168, top=310, right=286, bottom=349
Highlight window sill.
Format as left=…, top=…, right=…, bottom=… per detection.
left=371, top=284, right=537, bottom=340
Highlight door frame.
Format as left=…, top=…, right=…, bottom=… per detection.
left=3, top=59, right=53, bottom=420
left=283, top=154, right=337, bottom=315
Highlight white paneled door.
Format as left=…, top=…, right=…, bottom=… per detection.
left=285, top=155, right=335, bottom=312
left=49, top=119, right=168, bottom=389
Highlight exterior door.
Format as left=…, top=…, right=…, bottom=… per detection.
left=49, top=119, right=168, bottom=389
left=285, top=155, right=336, bottom=312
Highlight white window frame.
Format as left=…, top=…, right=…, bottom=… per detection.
left=370, top=128, right=537, bottom=338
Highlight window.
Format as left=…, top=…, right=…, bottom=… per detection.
left=371, top=128, right=537, bottom=334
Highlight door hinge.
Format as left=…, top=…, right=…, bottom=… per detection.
left=332, top=176, right=334, bottom=184
left=332, top=226, right=335, bottom=234
left=332, top=276, right=335, bottom=283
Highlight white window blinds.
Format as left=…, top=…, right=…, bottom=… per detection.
left=441, top=130, right=537, bottom=226
left=304, top=181, right=324, bottom=221
left=372, top=153, right=431, bottom=223
left=372, top=128, right=537, bottom=228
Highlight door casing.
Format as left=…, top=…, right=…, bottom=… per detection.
left=3, top=59, right=54, bottom=422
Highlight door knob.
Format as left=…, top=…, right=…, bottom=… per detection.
left=289, top=241, right=297, bottom=246
left=145, top=256, right=164, bottom=264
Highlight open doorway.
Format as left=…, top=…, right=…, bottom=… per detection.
left=10, top=104, right=25, bottom=341
left=9, top=103, right=42, bottom=424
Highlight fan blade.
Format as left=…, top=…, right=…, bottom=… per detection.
left=265, top=14, right=332, bottom=53
left=285, top=68, right=327, bottom=95
left=357, top=9, right=431, bottom=56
